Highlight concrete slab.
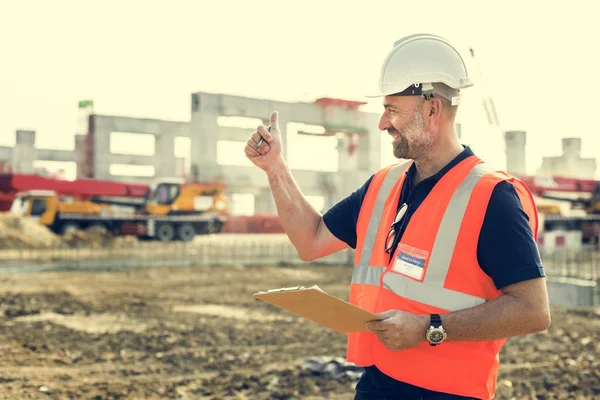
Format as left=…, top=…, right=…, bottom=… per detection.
left=546, top=277, right=599, bottom=307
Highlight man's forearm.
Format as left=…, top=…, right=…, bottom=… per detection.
left=441, top=283, right=551, bottom=342
left=266, top=161, right=322, bottom=260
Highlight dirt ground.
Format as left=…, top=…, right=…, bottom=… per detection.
left=0, top=264, right=598, bottom=400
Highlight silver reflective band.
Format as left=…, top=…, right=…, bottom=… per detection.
left=358, top=162, right=411, bottom=268
left=383, top=272, right=486, bottom=311
left=423, top=163, right=495, bottom=286
left=351, top=264, right=385, bottom=286
left=351, top=264, right=486, bottom=311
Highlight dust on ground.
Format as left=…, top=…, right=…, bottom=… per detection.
left=0, top=264, right=598, bottom=399
left=0, top=214, right=135, bottom=249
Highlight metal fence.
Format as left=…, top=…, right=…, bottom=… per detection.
left=0, top=234, right=598, bottom=282
left=540, top=246, right=600, bottom=281
left=0, top=234, right=353, bottom=274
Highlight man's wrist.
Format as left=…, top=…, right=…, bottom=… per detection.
left=419, top=314, right=430, bottom=343
left=265, top=158, right=289, bottom=180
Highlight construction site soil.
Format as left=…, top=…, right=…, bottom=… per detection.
left=0, top=264, right=598, bottom=400
left=0, top=215, right=123, bottom=250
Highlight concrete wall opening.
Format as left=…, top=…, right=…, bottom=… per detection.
left=231, top=193, right=255, bottom=216
left=110, top=132, right=155, bottom=156
left=109, top=164, right=155, bottom=177
left=32, top=160, right=77, bottom=180
left=287, top=122, right=338, bottom=172
left=217, top=140, right=253, bottom=167
left=174, top=136, right=191, bottom=177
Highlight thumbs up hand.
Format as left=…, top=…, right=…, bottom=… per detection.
left=245, top=111, right=285, bottom=174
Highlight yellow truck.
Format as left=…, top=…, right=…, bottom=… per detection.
left=9, top=180, right=228, bottom=242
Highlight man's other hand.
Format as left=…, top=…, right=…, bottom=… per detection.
left=366, top=310, right=429, bottom=351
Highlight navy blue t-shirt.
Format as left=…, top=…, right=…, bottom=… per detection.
left=322, top=146, right=545, bottom=399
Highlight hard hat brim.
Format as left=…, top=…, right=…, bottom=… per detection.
left=364, top=83, right=416, bottom=98
left=364, top=82, right=425, bottom=99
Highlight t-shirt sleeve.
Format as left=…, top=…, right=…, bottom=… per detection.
left=322, top=174, right=374, bottom=249
left=477, top=180, right=546, bottom=289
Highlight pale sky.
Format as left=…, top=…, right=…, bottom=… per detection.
left=1, top=1, right=599, bottom=178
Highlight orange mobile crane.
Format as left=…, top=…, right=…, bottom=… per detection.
left=1, top=173, right=228, bottom=242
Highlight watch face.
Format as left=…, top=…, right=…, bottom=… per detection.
left=429, top=330, right=445, bottom=343
left=429, top=329, right=444, bottom=343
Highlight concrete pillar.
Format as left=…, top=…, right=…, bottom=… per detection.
left=189, top=111, right=221, bottom=181
left=92, top=117, right=112, bottom=180
left=74, top=134, right=86, bottom=178
left=562, top=138, right=581, bottom=159
left=11, top=130, right=38, bottom=174
left=504, top=130, right=526, bottom=175
left=154, top=133, right=176, bottom=178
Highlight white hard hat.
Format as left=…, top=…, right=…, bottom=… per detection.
left=366, top=33, right=473, bottom=105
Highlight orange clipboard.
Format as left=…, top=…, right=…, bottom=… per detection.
left=253, top=285, right=382, bottom=333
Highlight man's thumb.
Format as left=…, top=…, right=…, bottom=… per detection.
left=269, top=111, right=279, bottom=131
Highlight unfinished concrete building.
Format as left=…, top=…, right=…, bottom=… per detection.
left=2, top=91, right=597, bottom=214
left=0, top=92, right=381, bottom=214
left=537, top=138, right=597, bottom=179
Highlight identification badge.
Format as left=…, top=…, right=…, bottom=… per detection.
left=392, top=243, right=429, bottom=281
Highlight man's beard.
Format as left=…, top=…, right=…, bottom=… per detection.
left=391, top=109, right=432, bottom=160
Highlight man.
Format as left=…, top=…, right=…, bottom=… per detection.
left=244, top=33, right=550, bottom=400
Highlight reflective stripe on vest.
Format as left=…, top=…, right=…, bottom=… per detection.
left=352, top=162, right=410, bottom=285
left=354, top=162, right=495, bottom=312
left=357, top=162, right=410, bottom=269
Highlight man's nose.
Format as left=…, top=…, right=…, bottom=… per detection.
left=378, top=114, right=390, bottom=131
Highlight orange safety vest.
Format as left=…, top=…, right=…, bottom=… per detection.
left=347, top=155, right=538, bottom=400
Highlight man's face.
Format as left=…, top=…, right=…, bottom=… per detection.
left=378, top=95, right=432, bottom=160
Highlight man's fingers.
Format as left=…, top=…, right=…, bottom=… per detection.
left=244, top=144, right=259, bottom=157
left=246, top=139, right=265, bottom=156
left=366, top=310, right=398, bottom=331
left=256, top=125, right=273, bottom=143
left=252, top=131, right=271, bottom=148
left=366, top=320, right=389, bottom=332
left=377, top=310, right=399, bottom=319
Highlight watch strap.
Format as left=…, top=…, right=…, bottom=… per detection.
left=430, top=313, right=442, bottom=328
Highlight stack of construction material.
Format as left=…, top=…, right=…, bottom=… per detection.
left=61, top=226, right=117, bottom=248
left=0, top=214, right=60, bottom=249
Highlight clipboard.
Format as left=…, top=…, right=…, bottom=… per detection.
left=253, top=285, right=382, bottom=333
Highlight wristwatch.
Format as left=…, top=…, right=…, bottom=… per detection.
left=425, top=314, right=447, bottom=346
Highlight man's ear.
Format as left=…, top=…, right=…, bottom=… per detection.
left=424, top=97, right=443, bottom=119
left=428, top=98, right=443, bottom=118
